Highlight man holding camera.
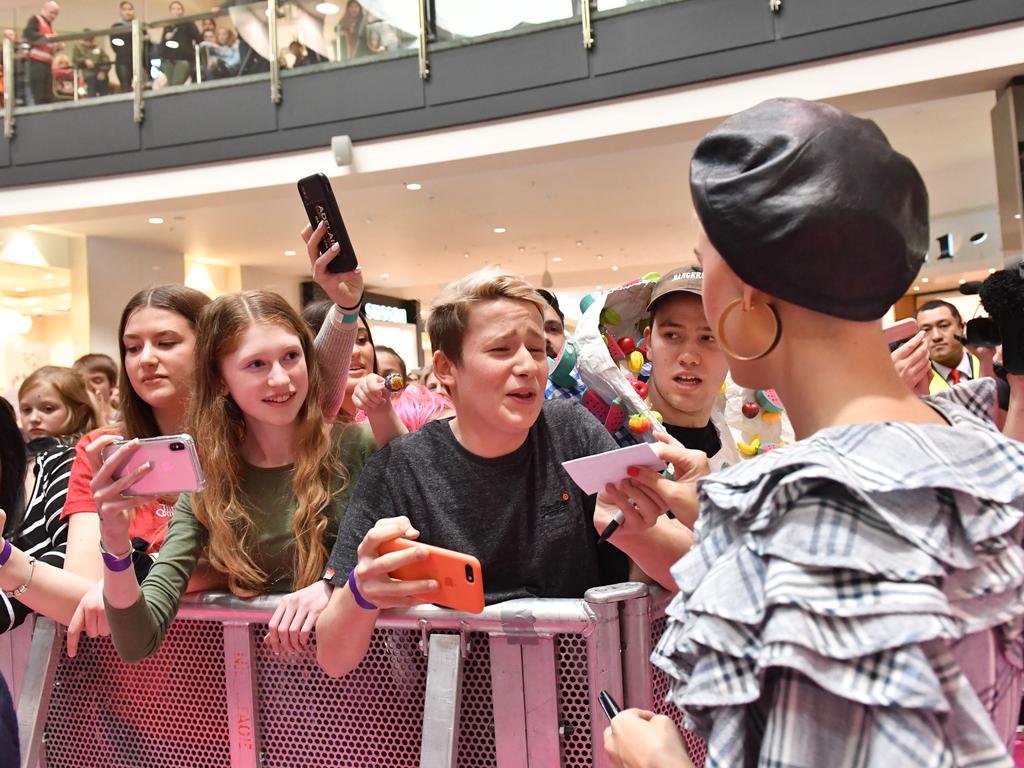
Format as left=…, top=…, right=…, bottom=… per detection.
left=916, top=299, right=981, bottom=393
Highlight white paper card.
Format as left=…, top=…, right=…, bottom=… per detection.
left=561, top=443, right=668, bottom=495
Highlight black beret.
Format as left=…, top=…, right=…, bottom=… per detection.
left=690, top=98, right=929, bottom=321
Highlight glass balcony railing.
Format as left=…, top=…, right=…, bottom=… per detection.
left=0, top=0, right=685, bottom=136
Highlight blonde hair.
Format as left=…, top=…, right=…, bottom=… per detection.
left=19, top=365, right=102, bottom=440
left=428, top=270, right=545, bottom=364
left=187, top=291, right=342, bottom=598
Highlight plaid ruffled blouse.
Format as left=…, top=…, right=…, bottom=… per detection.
left=653, top=378, right=1024, bottom=768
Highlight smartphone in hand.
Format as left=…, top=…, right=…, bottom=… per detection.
left=377, top=538, right=485, bottom=613
left=297, top=172, right=358, bottom=274
left=100, top=434, right=205, bottom=497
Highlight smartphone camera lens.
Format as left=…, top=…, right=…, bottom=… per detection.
left=169, top=442, right=185, bottom=452
left=465, top=565, right=474, bottom=583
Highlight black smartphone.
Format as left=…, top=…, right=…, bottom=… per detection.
left=297, top=172, right=358, bottom=274
left=598, top=690, right=621, bottom=721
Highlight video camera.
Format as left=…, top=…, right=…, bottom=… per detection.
left=960, top=263, right=1024, bottom=374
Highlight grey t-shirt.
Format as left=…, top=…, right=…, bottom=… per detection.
left=325, top=399, right=629, bottom=603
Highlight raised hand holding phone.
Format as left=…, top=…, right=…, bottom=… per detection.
left=297, top=173, right=358, bottom=273
left=301, top=219, right=363, bottom=311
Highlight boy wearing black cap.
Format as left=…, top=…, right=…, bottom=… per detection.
left=642, top=268, right=730, bottom=460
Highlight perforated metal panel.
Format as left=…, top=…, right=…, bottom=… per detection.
left=454, top=632, right=497, bottom=768
left=556, top=633, right=593, bottom=766
left=252, top=626, right=498, bottom=768
left=43, top=619, right=231, bottom=768
left=650, top=614, right=707, bottom=767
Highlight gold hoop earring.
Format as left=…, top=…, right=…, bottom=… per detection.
left=716, top=298, right=782, bottom=361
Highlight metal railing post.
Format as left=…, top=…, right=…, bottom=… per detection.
left=132, top=17, right=144, bottom=123
left=3, top=36, right=15, bottom=138
left=17, top=618, right=62, bottom=768
left=268, top=0, right=281, bottom=104
left=581, top=0, right=594, bottom=49
left=72, top=66, right=80, bottom=101
left=417, top=0, right=430, bottom=80
left=419, top=633, right=465, bottom=768
left=194, top=45, right=202, bottom=84
left=222, top=622, right=261, bottom=768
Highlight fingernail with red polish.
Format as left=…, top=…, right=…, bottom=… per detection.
left=627, top=467, right=639, bottom=477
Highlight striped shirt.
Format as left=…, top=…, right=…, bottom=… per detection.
left=0, top=445, right=73, bottom=633
left=653, top=379, right=1024, bottom=767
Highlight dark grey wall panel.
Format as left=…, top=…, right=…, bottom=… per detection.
left=778, top=0, right=964, bottom=37
left=12, top=100, right=138, bottom=165
left=592, top=0, right=774, bottom=75
left=0, top=136, right=9, bottom=168
left=427, top=25, right=587, bottom=105
left=143, top=80, right=276, bottom=149
left=279, top=56, right=423, bottom=129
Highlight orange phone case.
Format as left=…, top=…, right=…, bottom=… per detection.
left=377, top=538, right=485, bottom=614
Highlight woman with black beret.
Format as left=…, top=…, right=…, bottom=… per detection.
left=601, top=98, right=1024, bottom=768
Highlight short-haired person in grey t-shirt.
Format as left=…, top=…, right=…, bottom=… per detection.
left=314, top=270, right=690, bottom=678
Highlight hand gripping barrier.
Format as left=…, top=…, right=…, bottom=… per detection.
left=14, top=583, right=706, bottom=768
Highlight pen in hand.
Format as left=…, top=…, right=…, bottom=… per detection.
left=598, top=508, right=675, bottom=543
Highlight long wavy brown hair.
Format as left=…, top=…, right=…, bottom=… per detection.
left=188, top=291, right=342, bottom=597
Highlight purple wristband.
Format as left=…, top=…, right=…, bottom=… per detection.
left=347, top=569, right=377, bottom=611
left=100, top=544, right=134, bottom=573
left=0, top=539, right=11, bottom=567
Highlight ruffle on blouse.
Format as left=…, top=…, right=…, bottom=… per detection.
left=652, top=380, right=1024, bottom=766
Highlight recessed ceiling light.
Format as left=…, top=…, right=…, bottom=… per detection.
left=518, top=246, right=525, bottom=253
left=404, top=182, right=422, bottom=191
left=958, top=278, right=966, bottom=285
left=969, top=232, right=988, bottom=245
left=494, top=264, right=502, bottom=271
left=989, top=268, right=997, bottom=274
left=1016, top=214, right=1022, bottom=220
left=463, top=251, right=470, bottom=258
left=913, top=286, right=920, bottom=292
left=493, top=227, right=507, bottom=234
left=15, top=287, right=25, bottom=292
left=576, top=240, right=583, bottom=247
left=518, top=274, right=525, bottom=279
left=551, top=256, right=562, bottom=263
left=315, top=1, right=339, bottom=12
left=611, top=265, right=619, bottom=272
left=595, top=254, right=603, bottom=260
left=595, top=285, right=602, bottom=290
left=58, top=306, right=69, bottom=312
left=42, top=273, right=54, bottom=280
left=380, top=272, right=389, bottom=279
left=921, top=277, right=929, bottom=283
left=284, top=250, right=296, bottom=257
left=148, top=217, right=164, bottom=225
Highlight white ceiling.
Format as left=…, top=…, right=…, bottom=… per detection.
left=6, top=89, right=1001, bottom=311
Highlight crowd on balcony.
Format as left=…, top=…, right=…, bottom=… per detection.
left=0, top=0, right=404, bottom=107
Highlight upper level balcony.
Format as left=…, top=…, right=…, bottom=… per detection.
left=2, top=0, right=1023, bottom=188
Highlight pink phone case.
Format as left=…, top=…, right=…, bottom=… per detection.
left=883, top=318, right=919, bottom=344
left=101, top=435, right=206, bottom=497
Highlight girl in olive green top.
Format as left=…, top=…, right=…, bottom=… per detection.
left=98, top=239, right=374, bottom=662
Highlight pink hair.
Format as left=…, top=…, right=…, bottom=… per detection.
left=355, top=384, right=453, bottom=431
